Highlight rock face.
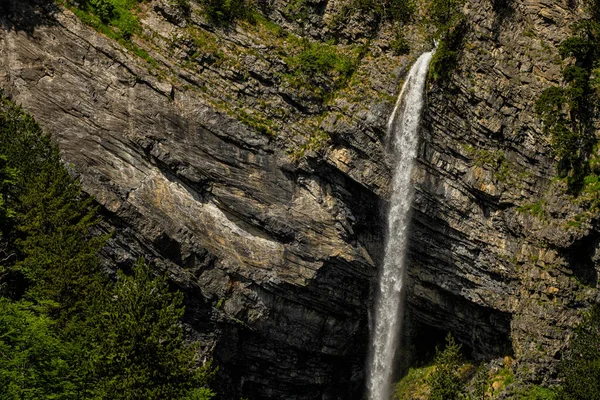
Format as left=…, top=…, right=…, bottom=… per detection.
left=0, top=0, right=598, bottom=398
left=408, top=0, right=598, bottom=381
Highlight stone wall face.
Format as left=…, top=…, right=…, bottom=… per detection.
left=0, top=0, right=597, bottom=398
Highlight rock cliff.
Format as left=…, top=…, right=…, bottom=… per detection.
left=0, top=0, right=597, bottom=398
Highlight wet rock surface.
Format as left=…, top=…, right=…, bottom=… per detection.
left=0, top=0, right=598, bottom=397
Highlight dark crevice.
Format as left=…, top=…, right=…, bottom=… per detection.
left=563, top=232, right=600, bottom=286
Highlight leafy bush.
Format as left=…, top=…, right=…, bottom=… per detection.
left=517, top=386, right=559, bottom=400
left=285, top=40, right=358, bottom=99
left=201, top=0, right=255, bottom=25
left=67, top=0, right=141, bottom=40
left=429, top=39, right=459, bottom=81
left=393, top=365, right=435, bottom=400
left=330, top=0, right=415, bottom=35
left=534, top=86, right=582, bottom=172
left=428, top=333, right=466, bottom=400
left=170, top=0, right=191, bottom=13
left=427, top=0, right=466, bottom=81
left=352, top=0, right=415, bottom=24
left=286, top=0, right=311, bottom=23
left=89, top=0, right=115, bottom=23
left=0, top=299, right=82, bottom=399
left=558, top=304, right=600, bottom=400
left=390, top=29, right=410, bottom=55
left=289, top=41, right=354, bottom=78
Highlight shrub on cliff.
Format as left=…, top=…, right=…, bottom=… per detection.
left=284, top=40, right=359, bottom=100
left=558, top=304, right=600, bottom=400
left=201, top=0, right=255, bottom=25
left=352, top=0, right=415, bottom=24
left=427, top=0, right=466, bottom=82
left=517, top=386, right=559, bottom=400
left=428, top=333, right=466, bottom=400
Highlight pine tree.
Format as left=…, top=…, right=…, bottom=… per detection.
left=14, top=151, right=107, bottom=323
left=86, top=259, right=215, bottom=400
left=428, top=333, right=466, bottom=400
left=0, top=154, right=17, bottom=291
left=559, top=304, right=600, bottom=399
left=0, top=93, right=107, bottom=322
left=0, top=154, right=16, bottom=228
left=0, top=92, right=215, bottom=400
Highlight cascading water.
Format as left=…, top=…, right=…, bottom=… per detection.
left=366, top=49, right=435, bottom=400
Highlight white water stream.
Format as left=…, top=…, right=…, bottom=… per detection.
left=365, top=50, right=435, bottom=400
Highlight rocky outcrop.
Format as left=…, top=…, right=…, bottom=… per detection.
left=408, top=0, right=598, bottom=382
left=0, top=0, right=598, bottom=398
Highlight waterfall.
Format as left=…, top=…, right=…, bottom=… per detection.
left=365, top=50, right=435, bottom=400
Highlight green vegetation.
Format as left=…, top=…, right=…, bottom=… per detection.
left=428, top=333, right=466, bottom=400
left=558, top=304, right=600, bottom=399
left=390, top=30, right=411, bottom=56
left=289, top=129, right=330, bottom=160
left=0, top=299, right=80, bottom=399
left=394, top=365, right=435, bottom=399
left=535, top=0, right=600, bottom=191
left=491, top=366, right=515, bottom=395
left=351, top=0, right=415, bottom=24
left=470, top=364, right=491, bottom=399
left=285, top=40, right=360, bottom=100
left=463, top=145, right=514, bottom=182
left=200, top=0, right=255, bottom=25
left=286, top=0, right=312, bottom=24
left=393, top=338, right=532, bottom=399
left=427, top=0, right=466, bottom=81
left=0, top=94, right=214, bottom=399
left=0, top=156, right=16, bottom=232
left=517, top=386, right=559, bottom=400
left=288, top=41, right=355, bottom=81
left=517, top=200, right=547, bottom=219
left=86, top=259, right=215, bottom=399
left=66, top=0, right=141, bottom=40
left=236, top=109, right=276, bottom=136
left=60, top=0, right=160, bottom=69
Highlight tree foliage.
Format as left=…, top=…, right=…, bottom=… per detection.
left=428, top=333, right=466, bottom=400
left=0, top=93, right=214, bottom=399
left=427, top=0, right=466, bottom=81
left=66, top=0, right=140, bottom=40
left=0, top=155, right=16, bottom=235
left=558, top=304, right=600, bottom=400
left=200, top=0, right=255, bottom=25
left=0, top=299, right=82, bottom=399
left=351, top=0, right=415, bottom=24
left=86, top=259, right=215, bottom=400
left=0, top=94, right=106, bottom=322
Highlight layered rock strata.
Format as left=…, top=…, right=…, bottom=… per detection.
left=1, top=0, right=597, bottom=397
